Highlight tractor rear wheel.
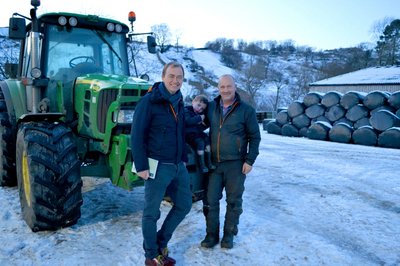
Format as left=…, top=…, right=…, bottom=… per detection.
left=16, top=121, right=83, bottom=232
left=0, top=89, right=16, bottom=187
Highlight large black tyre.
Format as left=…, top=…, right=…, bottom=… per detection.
left=16, top=121, right=83, bottom=232
left=0, top=89, right=16, bottom=187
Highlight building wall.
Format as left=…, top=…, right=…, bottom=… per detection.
left=309, top=84, right=400, bottom=94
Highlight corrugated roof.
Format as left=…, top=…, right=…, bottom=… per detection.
left=310, top=66, right=400, bottom=86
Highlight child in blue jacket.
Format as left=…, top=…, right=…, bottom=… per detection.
left=185, top=95, right=216, bottom=173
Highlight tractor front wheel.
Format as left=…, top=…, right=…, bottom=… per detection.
left=16, top=121, right=83, bottom=232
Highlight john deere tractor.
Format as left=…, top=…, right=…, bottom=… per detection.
left=0, top=0, right=204, bottom=232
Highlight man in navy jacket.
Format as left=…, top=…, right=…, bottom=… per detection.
left=131, top=62, right=192, bottom=266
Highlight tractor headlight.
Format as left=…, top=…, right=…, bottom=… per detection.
left=69, top=17, right=78, bottom=27
left=58, top=16, right=67, bottom=26
left=115, top=24, right=122, bottom=33
left=113, top=109, right=135, bottom=123
left=107, top=23, right=115, bottom=32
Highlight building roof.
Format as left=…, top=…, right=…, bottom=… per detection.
left=0, top=27, right=8, bottom=37
left=310, top=66, right=400, bottom=86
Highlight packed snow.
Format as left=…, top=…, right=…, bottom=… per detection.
left=1, top=128, right=399, bottom=266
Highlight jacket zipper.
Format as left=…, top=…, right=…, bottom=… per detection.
left=217, top=101, right=239, bottom=162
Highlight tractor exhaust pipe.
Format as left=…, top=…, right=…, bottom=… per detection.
left=30, top=1, right=40, bottom=113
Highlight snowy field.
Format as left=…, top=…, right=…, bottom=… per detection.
left=1, top=128, right=400, bottom=266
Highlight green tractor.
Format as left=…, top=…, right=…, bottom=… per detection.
left=0, top=0, right=205, bottom=232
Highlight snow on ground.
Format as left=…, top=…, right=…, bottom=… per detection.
left=1, top=129, right=400, bottom=266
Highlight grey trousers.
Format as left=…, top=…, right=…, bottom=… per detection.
left=205, top=160, right=246, bottom=235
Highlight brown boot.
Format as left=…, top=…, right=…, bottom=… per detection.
left=145, top=255, right=174, bottom=266
left=158, top=247, right=176, bottom=264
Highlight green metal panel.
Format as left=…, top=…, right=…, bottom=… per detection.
left=108, top=134, right=144, bottom=190
left=4, top=79, right=28, bottom=121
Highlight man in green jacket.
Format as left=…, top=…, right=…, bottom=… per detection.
left=201, top=74, right=261, bottom=249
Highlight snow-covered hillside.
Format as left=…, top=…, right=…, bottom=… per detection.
left=131, top=45, right=323, bottom=109
left=1, top=129, right=399, bottom=265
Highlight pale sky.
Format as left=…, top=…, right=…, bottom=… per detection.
left=1, top=0, right=399, bottom=50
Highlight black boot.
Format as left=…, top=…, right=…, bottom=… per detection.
left=197, top=154, right=209, bottom=173
left=201, top=233, right=219, bottom=248
left=221, top=233, right=234, bottom=249
left=205, top=152, right=216, bottom=170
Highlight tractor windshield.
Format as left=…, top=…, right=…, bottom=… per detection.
left=44, top=24, right=129, bottom=82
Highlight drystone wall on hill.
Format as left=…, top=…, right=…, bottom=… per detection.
left=264, top=90, right=400, bottom=149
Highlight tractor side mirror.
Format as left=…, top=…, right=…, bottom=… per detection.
left=9, top=17, right=26, bottom=40
left=147, top=36, right=156, bottom=54
left=5, top=63, right=18, bottom=79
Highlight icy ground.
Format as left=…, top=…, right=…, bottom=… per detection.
left=1, top=129, right=400, bottom=266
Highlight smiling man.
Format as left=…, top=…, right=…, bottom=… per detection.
left=131, top=62, right=191, bottom=266
left=202, top=74, right=261, bottom=249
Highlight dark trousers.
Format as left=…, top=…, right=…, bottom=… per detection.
left=142, top=162, right=192, bottom=260
left=205, top=160, right=246, bottom=235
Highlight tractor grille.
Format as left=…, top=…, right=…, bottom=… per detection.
left=97, top=88, right=147, bottom=134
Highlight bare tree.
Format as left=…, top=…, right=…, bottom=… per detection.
left=268, top=64, right=290, bottom=111
left=151, top=23, right=172, bottom=53
left=0, top=32, right=20, bottom=80
left=237, top=55, right=270, bottom=107
left=369, top=16, right=395, bottom=42
left=173, top=29, right=183, bottom=52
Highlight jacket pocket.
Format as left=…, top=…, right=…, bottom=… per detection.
left=237, top=138, right=241, bottom=154
left=150, top=127, right=166, bottom=152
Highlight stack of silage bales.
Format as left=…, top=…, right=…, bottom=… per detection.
left=265, top=90, right=400, bottom=149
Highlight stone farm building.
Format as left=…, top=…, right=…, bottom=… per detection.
left=309, top=66, right=400, bottom=94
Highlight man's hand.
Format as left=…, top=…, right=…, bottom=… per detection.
left=242, top=162, right=252, bottom=174
left=137, top=170, right=149, bottom=180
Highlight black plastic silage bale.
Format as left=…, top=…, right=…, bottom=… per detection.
left=345, top=104, right=369, bottom=122
left=340, top=91, right=366, bottom=110
left=287, top=101, right=305, bottom=118
left=281, top=123, right=299, bottom=137
left=370, top=105, right=396, bottom=116
left=363, top=91, right=390, bottom=110
left=333, top=117, right=354, bottom=127
left=266, top=120, right=282, bottom=135
left=328, top=123, right=354, bottom=143
left=354, top=117, right=370, bottom=129
left=378, top=127, right=400, bottom=148
left=325, top=104, right=346, bottom=122
left=276, top=110, right=290, bottom=126
left=263, top=119, right=275, bottom=131
left=305, top=104, right=326, bottom=119
left=352, top=126, right=378, bottom=146
left=299, top=127, right=309, bottom=137
left=370, top=110, right=400, bottom=132
left=292, top=113, right=311, bottom=129
left=321, top=91, right=342, bottom=109
left=303, top=92, right=324, bottom=107
left=311, top=115, right=331, bottom=125
left=388, top=91, right=400, bottom=109
left=307, top=121, right=332, bottom=140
